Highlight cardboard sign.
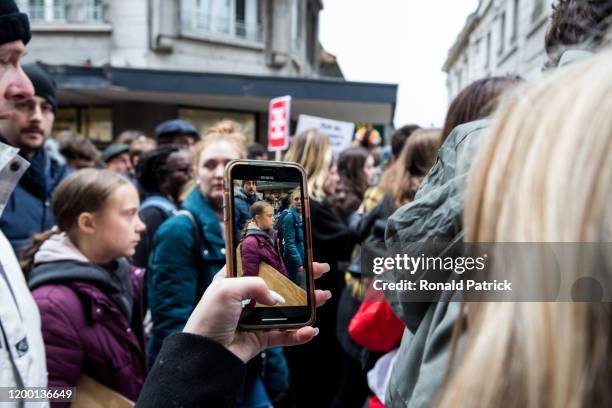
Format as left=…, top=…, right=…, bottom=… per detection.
left=296, top=114, right=355, bottom=155
left=267, top=95, right=292, bottom=151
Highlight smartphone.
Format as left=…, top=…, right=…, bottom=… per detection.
left=224, top=160, right=316, bottom=329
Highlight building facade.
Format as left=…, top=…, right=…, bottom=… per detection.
left=442, top=0, right=554, bottom=101
left=18, top=0, right=397, bottom=145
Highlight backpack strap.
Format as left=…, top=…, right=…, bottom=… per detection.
left=140, top=195, right=177, bottom=215
left=174, top=209, right=206, bottom=305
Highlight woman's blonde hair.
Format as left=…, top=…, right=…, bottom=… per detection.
left=284, top=128, right=332, bottom=201
left=438, top=51, right=612, bottom=408
left=192, top=120, right=246, bottom=168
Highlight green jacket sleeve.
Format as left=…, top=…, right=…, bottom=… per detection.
left=147, top=216, right=199, bottom=363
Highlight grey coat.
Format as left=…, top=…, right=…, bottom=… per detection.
left=383, top=119, right=490, bottom=408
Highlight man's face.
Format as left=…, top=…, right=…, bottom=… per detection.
left=0, top=95, right=54, bottom=153
left=104, top=152, right=133, bottom=174
left=0, top=40, right=34, bottom=120
left=243, top=180, right=257, bottom=196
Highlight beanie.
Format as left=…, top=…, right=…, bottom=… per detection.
left=23, top=64, right=57, bottom=111
left=0, top=0, right=31, bottom=46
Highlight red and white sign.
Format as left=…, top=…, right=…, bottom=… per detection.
left=267, top=95, right=292, bottom=151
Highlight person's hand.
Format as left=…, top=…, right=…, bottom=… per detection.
left=183, top=262, right=332, bottom=363
left=297, top=266, right=304, bottom=273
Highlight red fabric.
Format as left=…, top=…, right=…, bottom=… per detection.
left=348, top=299, right=404, bottom=352
left=369, top=395, right=385, bottom=408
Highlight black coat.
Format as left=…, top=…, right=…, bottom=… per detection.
left=284, top=198, right=359, bottom=407
left=136, top=333, right=245, bottom=407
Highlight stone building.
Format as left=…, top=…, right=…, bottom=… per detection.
left=442, top=0, right=554, bottom=101
left=19, top=0, right=397, bottom=144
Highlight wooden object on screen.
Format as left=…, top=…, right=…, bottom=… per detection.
left=236, top=243, right=307, bottom=306
left=71, top=375, right=133, bottom=408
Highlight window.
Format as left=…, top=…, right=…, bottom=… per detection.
left=184, top=0, right=262, bottom=42
left=20, top=0, right=104, bottom=23
left=291, top=0, right=302, bottom=49
left=498, top=12, right=506, bottom=55
left=532, top=0, right=545, bottom=22
left=512, top=0, right=519, bottom=42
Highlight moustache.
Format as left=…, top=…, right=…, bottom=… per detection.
left=21, top=127, right=44, bottom=135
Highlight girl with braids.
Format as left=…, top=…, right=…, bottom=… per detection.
left=23, top=169, right=147, bottom=402
left=240, top=200, right=287, bottom=279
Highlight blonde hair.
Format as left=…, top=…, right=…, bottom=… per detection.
left=284, top=128, right=332, bottom=201
left=192, top=120, right=246, bottom=168
left=438, top=51, right=612, bottom=408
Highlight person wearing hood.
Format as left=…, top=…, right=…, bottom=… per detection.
left=0, top=63, right=71, bottom=256
left=22, top=169, right=147, bottom=405
left=234, top=179, right=261, bottom=245
left=240, top=200, right=287, bottom=282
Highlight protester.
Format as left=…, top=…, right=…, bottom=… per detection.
left=59, top=133, right=100, bottom=170
left=246, top=142, right=269, bottom=160
left=136, top=263, right=332, bottom=407
left=332, top=146, right=375, bottom=221
left=382, top=0, right=611, bottom=404
left=438, top=48, right=612, bottom=408
left=390, top=124, right=420, bottom=162
left=284, top=128, right=359, bottom=407
left=333, top=129, right=442, bottom=408
left=132, top=145, right=191, bottom=268
left=0, top=1, right=48, bottom=397
left=117, top=129, right=147, bottom=146
left=21, top=169, right=146, bottom=404
left=129, top=134, right=157, bottom=169
left=148, top=122, right=277, bottom=407
left=382, top=75, right=522, bottom=408
left=280, top=187, right=305, bottom=285
left=240, top=201, right=287, bottom=281
left=154, top=118, right=200, bottom=147
left=234, top=179, right=262, bottom=245
left=0, top=63, right=71, bottom=256
left=101, top=143, right=132, bottom=174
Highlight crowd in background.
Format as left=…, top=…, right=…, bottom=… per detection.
left=1, top=0, right=612, bottom=407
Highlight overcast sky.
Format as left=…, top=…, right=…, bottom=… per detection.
left=319, top=0, right=479, bottom=128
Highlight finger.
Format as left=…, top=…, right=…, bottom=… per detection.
left=264, top=326, right=320, bottom=348
left=220, top=277, right=281, bottom=306
left=314, top=289, right=332, bottom=308
left=312, top=262, right=330, bottom=279
left=212, top=265, right=227, bottom=282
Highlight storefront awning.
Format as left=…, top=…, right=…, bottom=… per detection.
left=46, top=65, right=398, bottom=125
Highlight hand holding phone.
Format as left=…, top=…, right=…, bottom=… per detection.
left=183, top=263, right=331, bottom=362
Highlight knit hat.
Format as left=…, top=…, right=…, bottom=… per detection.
left=0, top=1, right=31, bottom=46
left=154, top=119, right=200, bottom=141
left=23, top=64, right=57, bottom=111
left=101, top=144, right=130, bottom=163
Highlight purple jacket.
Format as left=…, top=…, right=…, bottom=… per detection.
left=28, top=236, right=147, bottom=405
left=241, top=226, right=288, bottom=278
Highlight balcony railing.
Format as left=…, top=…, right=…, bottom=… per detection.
left=181, top=8, right=263, bottom=43
left=18, top=1, right=106, bottom=24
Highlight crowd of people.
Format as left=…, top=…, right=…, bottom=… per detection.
left=1, top=0, right=612, bottom=407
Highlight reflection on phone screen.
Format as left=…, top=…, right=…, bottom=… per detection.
left=233, top=179, right=308, bottom=308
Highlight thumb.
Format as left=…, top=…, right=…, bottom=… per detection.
left=225, top=277, right=285, bottom=306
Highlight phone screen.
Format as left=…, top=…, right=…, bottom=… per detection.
left=227, top=162, right=314, bottom=327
